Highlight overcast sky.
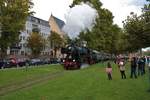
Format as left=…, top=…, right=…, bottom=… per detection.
left=32, top=0, right=146, bottom=27
left=32, top=0, right=147, bottom=38
left=32, top=0, right=73, bottom=22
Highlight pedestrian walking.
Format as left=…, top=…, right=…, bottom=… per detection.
left=106, top=62, right=112, bottom=80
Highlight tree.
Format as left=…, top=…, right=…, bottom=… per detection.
left=123, top=0, right=150, bottom=52
left=63, top=33, right=72, bottom=45
left=27, top=30, right=45, bottom=58
left=0, top=0, right=33, bottom=58
left=123, top=13, right=144, bottom=52
left=48, top=31, right=64, bottom=58
left=72, top=0, right=124, bottom=54
left=142, top=0, right=150, bottom=47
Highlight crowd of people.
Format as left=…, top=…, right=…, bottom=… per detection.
left=105, top=55, right=150, bottom=80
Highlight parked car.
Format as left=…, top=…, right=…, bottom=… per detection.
left=17, top=59, right=26, bottom=67
left=0, top=59, right=17, bottom=68
left=29, top=59, right=43, bottom=66
left=40, top=59, right=50, bottom=65
left=50, top=58, right=61, bottom=64
left=0, top=60, right=5, bottom=69
left=8, top=58, right=18, bottom=68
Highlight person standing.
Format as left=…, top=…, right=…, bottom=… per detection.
left=148, top=58, right=150, bottom=72
left=148, top=57, right=150, bottom=77
left=138, top=57, right=143, bottom=76
left=142, top=56, right=146, bottom=74
left=130, top=57, right=137, bottom=78
left=119, top=59, right=126, bottom=79
left=106, top=62, right=112, bottom=80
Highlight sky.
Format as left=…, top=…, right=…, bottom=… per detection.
left=32, top=0, right=73, bottom=21
left=62, top=3, right=97, bottom=37
left=32, top=0, right=147, bottom=37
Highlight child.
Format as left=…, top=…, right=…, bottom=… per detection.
left=106, top=62, right=112, bottom=80
left=119, top=60, right=126, bottom=79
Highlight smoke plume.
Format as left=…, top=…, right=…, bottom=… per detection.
left=62, top=3, right=97, bottom=38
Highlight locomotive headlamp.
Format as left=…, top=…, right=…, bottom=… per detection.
left=73, top=59, right=75, bottom=62
left=68, top=47, right=71, bottom=50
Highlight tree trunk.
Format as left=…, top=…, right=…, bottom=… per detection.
left=139, top=48, right=143, bottom=56
left=54, top=47, right=57, bottom=58
left=0, top=47, right=7, bottom=59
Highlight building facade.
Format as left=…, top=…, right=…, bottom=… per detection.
left=6, top=15, right=66, bottom=59
left=49, top=14, right=66, bottom=58
left=49, top=14, right=65, bottom=38
left=10, top=16, right=51, bottom=57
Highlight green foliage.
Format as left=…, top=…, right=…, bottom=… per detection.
left=0, top=65, right=63, bottom=87
left=48, top=31, right=64, bottom=57
left=27, top=31, right=45, bottom=57
left=71, top=0, right=102, bottom=10
left=143, top=51, right=150, bottom=56
left=0, top=63, right=149, bottom=100
left=123, top=13, right=144, bottom=51
left=63, top=33, right=72, bottom=45
left=123, top=1, right=150, bottom=52
left=71, top=0, right=126, bottom=54
left=0, top=0, right=33, bottom=57
left=142, top=1, right=150, bottom=46
left=48, top=31, right=64, bottom=48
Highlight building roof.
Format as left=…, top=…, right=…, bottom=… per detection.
left=27, top=16, right=50, bottom=27
left=52, top=15, right=65, bottom=29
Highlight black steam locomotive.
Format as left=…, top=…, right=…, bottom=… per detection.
left=61, top=44, right=113, bottom=70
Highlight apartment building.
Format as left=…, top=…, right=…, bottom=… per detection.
left=10, top=16, right=51, bottom=57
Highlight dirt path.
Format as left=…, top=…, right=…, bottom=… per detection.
left=0, top=71, right=64, bottom=96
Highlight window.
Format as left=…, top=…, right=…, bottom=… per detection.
left=21, top=51, right=25, bottom=55
left=22, top=36, right=25, bottom=40
left=32, top=24, right=38, bottom=29
left=19, top=36, right=22, bottom=40
left=23, top=44, right=26, bottom=48
left=27, top=30, right=31, bottom=34
left=20, top=44, right=23, bottom=48
left=38, top=19, right=41, bottom=24
left=31, top=17, right=36, bottom=22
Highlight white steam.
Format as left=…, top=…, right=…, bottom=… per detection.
left=62, top=3, right=97, bottom=38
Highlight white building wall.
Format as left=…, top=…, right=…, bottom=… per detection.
left=18, top=16, right=51, bottom=56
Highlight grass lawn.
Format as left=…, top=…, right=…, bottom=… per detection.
left=0, top=62, right=150, bottom=100
left=0, top=64, right=64, bottom=87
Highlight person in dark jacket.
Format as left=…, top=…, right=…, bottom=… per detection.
left=142, top=57, right=146, bottom=74
left=138, top=57, right=144, bottom=76
left=130, top=57, right=137, bottom=78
